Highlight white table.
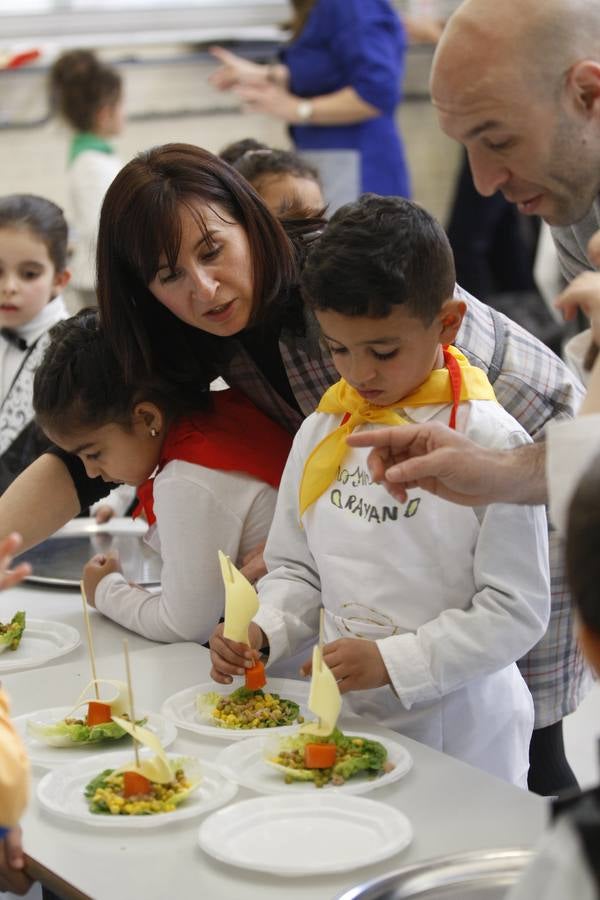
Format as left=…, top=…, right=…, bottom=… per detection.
left=1, top=584, right=549, bottom=900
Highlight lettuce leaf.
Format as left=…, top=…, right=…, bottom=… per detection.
left=0, top=611, right=26, bottom=653
left=27, top=717, right=147, bottom=747
left=266, top=728, right=388, bottom=786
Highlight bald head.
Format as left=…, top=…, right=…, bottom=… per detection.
left=430, top=0, right=600, bottom=227
left=433, top=0, right=600, bottom=99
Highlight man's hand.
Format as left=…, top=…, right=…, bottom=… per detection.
left=82, top=552, right=121, bottom=607
left=301, top=638, right=389, bottom=694
left=0, top=827, right=32, bottom=895
left=346, top=423, right=547, bottom=506
left=209, top=622, right=265, bottom=684
left=0, top=533, right=30, bottom=591
left=94, top=504, right=115, bottom=524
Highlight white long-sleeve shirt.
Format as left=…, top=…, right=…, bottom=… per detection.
left=95, top=461, right=277, bottom=643
left=254, top=397, right=550, bottom=784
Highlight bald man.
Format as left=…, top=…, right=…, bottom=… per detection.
left=352, top=0, right=600, bottom=796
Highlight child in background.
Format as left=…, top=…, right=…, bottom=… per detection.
left=33, top=310, right=292, bottom=644
left=506, top=456, right=600, bottom=899
left=49, top=49, right=124, bottom=309
left=210, top=195, right=550, bottom=787
left=220, top=139, right=325, bottom=216
left=0, top=194, right=70, bottom=494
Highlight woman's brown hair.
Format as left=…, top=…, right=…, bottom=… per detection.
left=288, top=0, right=317, bottom=38
left=96, top=143, right=305, bottom=385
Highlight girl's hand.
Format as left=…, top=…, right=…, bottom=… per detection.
left=209, top=622, right=265, bottom=684
left=209, top=46, right=269, bottom=90
left=300, top=638, right=390, bottom=694
left=94, top=504, right=115, bottom=524
left=233, top=82, right=300, bottom=123
left=0, top=533, right=31, bottom=591
left=82, top=552, right=122, bottom=607
left=239, top=542, right=267, bottom=585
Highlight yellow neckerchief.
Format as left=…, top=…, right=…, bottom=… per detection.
left=298, top=345, right=496, bottom=516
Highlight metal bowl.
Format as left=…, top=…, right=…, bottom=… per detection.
left=17, top=518, right=161, bottom=588
left=336, top=848, right=534, bottom=900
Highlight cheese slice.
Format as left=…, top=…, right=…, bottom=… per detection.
left=219, top=550, right=259, bottom=645
left=67, top=680, right=132, bottom=719
left=111, top=716, right=173, bottom=784
left=300, top=644, right=342, bottom=737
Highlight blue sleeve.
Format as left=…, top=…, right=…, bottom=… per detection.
left=328, top=0, right=407, bottom=113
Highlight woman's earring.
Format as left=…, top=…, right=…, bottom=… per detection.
left=150, top=427, right=159, bottom=437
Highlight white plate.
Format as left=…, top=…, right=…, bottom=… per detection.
left=198, top=794, right=413, bottom=876
left=161, top=677, right=310, bottom=741
left=54, top=518, right=148, bottom=537
left=37, top=749, right=237, bottom=829
left=14, top=707, right=178, bottom=769
left=216, top=729, right=412, bottom=795
left=0, top=619, right=80, bottom=674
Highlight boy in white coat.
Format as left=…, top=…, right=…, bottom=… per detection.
left=209, top=195, right=550, bottom=787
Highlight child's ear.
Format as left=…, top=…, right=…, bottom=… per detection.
left=134, top=402, right=164, bottom=437
left=438, top=299, right=466, bottom=344
left=51, top=268, right=71, bottom=299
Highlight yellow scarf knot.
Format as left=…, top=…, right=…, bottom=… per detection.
left=298, top=345, right=496, bottom=516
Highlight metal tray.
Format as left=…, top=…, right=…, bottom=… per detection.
left=17, top=518, right=161, bottom=588
left=336, top=848, right=534, bottom=900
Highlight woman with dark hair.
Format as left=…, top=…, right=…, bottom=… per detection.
left=0, top=142, right=588, bottom=798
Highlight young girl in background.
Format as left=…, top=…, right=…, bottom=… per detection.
left=49, top=49, right=124, bottom=308
left=0, top=194, right=70, bottom=494
left=220, top=138, right=325, bottom=215
left=33, top=310, right=292, bottom=644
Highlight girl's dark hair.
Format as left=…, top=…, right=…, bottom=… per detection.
left=288, top=0, right=317, bottom=37
left=0, top=193, right=68, bottom=271
left=49, top=50, right=122, bottom=132
left=301, top=194, right=456, bottom=323
left=33, top=309, right=210, bottom=436
left=96, top=142, right=324, bottom=384
left=219, top=138, right=268, bottom=167
left=566, top=453, right=600, bottom=634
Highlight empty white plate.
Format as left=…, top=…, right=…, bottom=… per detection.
left=198, top=793, right=413, bottom=876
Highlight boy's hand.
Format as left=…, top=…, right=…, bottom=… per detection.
left=82, top=552, right=122, bottom=607
left=209, top=622, right=265, bottom=684
left=300, top=638, right=390, bottom=694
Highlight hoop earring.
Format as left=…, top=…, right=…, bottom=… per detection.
left=150, top=427, right=159, bottom=438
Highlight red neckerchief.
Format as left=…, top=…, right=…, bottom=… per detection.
left=133, top=388, right=292, bottom=525
left=340, top=345, right=463, bottom=428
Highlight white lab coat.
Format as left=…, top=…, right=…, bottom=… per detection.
left=255, top=398, right=550, bottom=787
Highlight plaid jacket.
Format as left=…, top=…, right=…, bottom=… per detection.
left=222, top=287, right=590, bottom=727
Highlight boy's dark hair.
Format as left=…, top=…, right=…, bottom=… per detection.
left=33, top=309, right=210, bottom=436
left=0, top=193, right=68, bottom=272
left=566, top=454, right=600, bottom=634
left=49, top=50, right=122, bottom=132
left=300, top=194, right=456, bottom=323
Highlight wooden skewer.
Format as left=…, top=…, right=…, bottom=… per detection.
left=123, top=639, right=140, bottom=768
left=80, top=581, right=99, bottom=699
left=317, top=607, right=325, bottom=731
